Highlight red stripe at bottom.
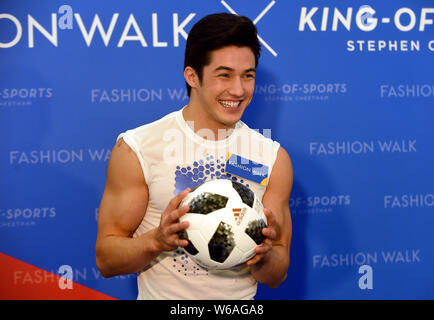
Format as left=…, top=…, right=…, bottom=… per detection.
left=0, top=252, right=117, bottom=300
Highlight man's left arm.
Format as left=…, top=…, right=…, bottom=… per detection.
left=247, top=146, right=293, bottom=288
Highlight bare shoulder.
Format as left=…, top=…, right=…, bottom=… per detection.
left=110, top=137, right=139, bottom=167
left=106, top=138, right=146, bottom=190
left=275, top=146, right=293, bottom=172
left=266, top=146, right=293, bottom=201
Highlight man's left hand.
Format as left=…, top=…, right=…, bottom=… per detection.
left=246, top=208, right=277, bottom=266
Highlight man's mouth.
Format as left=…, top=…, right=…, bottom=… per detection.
left=219, top=100, right=241, bottom=108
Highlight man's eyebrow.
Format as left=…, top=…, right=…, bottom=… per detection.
left=213, top=66, right=256, bottom=73
left=213, top=66, right=234, bottom=72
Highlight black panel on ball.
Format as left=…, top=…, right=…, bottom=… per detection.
left=178, top=230, right=199, bottom=255
left=231, top=181, right=254, bottom=208
left=245, top=219, right=267, bottom=245
left=208, top=222, right=235, bottom=263
left=187, top=192, right=229, bottom=214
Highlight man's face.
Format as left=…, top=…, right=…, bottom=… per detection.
left=194, top=45, right=256, bottom=128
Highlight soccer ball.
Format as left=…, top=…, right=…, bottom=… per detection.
left=178, top=179, right=267, bottom=270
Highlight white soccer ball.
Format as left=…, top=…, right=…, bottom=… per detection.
left=178, top=179, right=267, bottom=270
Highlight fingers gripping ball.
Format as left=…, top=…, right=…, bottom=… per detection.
left=178, top=179, right=267, bottom=270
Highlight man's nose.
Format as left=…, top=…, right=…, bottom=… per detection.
left=228, top=76, right=245, bottom=97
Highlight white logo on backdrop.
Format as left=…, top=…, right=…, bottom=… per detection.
left=220, top=0, right=277, bottom=56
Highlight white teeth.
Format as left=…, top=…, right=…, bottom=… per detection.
left=220, top=100, right=240, bottom=108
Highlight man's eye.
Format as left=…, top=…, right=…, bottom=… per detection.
left=245, top=73, right=255, bottom=79
left=219, top=74, right=230, bottom=78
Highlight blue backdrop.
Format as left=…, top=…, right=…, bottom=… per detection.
left=1, top=0, right=433, bottom=299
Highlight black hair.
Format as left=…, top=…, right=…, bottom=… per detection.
left=184, top=13, right=261, bottom=96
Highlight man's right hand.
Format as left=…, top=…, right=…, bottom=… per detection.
left=152, top=188, right=191, bottom=252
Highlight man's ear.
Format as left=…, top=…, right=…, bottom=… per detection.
left=184, top=66, right=200, bottom=89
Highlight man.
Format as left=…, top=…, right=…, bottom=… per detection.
left=95, top=13, right=293, bottom=300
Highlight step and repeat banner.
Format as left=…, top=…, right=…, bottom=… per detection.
left=1, top=0, right=433, bottom=300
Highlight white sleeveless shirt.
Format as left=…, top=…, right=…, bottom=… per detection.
left=117, top=107, right=280, bottom=300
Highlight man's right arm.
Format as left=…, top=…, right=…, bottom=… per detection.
left=95, top=139, right=190, bottom=278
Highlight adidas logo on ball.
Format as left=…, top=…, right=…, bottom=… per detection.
left=232, top=208, right=247, bottom=226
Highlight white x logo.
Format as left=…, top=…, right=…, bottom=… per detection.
left=220, top=0, right=277, bottom=56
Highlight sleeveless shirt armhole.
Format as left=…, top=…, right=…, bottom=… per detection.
left=116, top=131, right=150, bottom=183
left=267, top=140, right=281, bottom=186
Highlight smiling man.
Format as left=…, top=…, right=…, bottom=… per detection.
left=95, top=13, right=293, bottom=300
left=183, top=45, right=256, bottom=136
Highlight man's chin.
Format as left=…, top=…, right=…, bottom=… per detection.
left=220, top=107, right=246, bottom=121
left=219, top=115, right=242, bottom=129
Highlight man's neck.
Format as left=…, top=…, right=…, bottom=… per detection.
left=182, top=103, right=235, bottom=141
